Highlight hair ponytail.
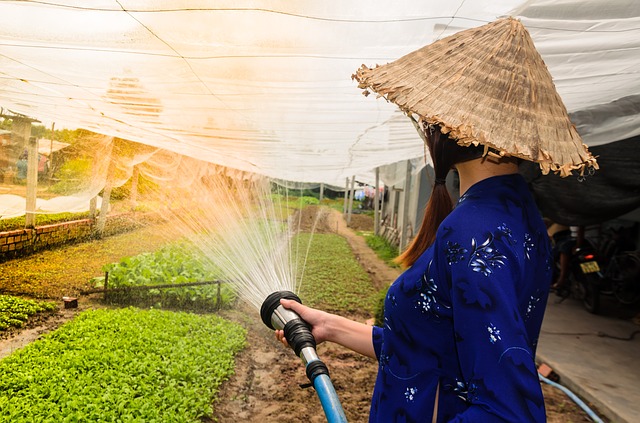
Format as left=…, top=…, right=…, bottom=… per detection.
left=395, top=125, right=484, bottom=268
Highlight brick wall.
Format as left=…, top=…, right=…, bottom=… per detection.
left=0, top=213, right=160, bottom=262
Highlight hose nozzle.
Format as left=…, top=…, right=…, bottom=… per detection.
left=260, top=291, right=317, bottom=357
left=261, top=291, right=329, bottom=380
left=260, top=291, right=347, bottom=422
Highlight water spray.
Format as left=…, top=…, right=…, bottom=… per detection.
left=260, top=291, right=348, bottom=423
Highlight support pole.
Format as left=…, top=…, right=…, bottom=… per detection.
left=89, top=197, right=98, bottom=220
left=389, top=186, right=396, bottom=231
left=380, top=186, right=386, bottom=231
left=319, top=183, right=324, bottom=202
left=25, top=136, right=38, bottom=228
left=374, top=167, right=380, bottom=236
left=48, top=122, right=55, bottom=179
left=342, top=177, right=349, bottom=216
left=347, top=175, right=355, bottom=227
left=399, top=160, right=412, bottom=251
left=130, top=165, right=139, bottom=211
left=96, top=141, right=116, bottom=237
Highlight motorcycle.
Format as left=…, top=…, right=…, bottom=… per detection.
left=560, top=239, right=602, bottom=314
left=556, top=232, right=640, bottom=314
left=598, top=250, right=640, bottom=306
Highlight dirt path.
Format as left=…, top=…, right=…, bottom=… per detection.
left=330, top=210, right=401, bottom=291
left=0, top=306, right=85, bottom=360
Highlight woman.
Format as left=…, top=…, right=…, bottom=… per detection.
left=277, top=17, right=596, bottom=422
left=277, top=126, right=553, bottom=422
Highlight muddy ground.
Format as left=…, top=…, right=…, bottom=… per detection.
left=0, top=208, right=597, bottom=422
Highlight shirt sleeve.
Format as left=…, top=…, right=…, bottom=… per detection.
left=372, top=325, right=384, bottom=360
left=439, top=229, right=545, bottom=422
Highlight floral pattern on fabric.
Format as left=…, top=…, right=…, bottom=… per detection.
left=415, top=261, right=451, bottom=318
left=524, top=232, right=535, bottom=260
left=468, top=233, right=507, bottom=276
left=405, top=387, right=418, bottom=402
left=369, top=174, right=552, bottom=423
left=446, top=241, right=468, bottom=265
left=487, top=323, right=502, bottom=344
left=447, top=378, right=479, bottom=404
left=525, top=291, right=543, bottom=321
left=497, top=223, right=517, bottom=246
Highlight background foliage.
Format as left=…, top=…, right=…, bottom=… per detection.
left=0, top=295, right=56, bottom=331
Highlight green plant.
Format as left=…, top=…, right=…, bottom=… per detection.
left=96, top=243, right=237, bottom=310
left=0, top=307, right=246, bottom=422
left=49, top=158, right=93, bottom=194
left=321, top=197, right=346, bottom=213
left=0, top=295, right=57, bottom=331
left=363, top=233, right=400, bottom=268
left=110, top=170, right=160, bottom=201
left=270, top=193, right=319, bottom=209
left=0, top=212, right=92, bottom=232
left=296, top=233, right=378, bottom=315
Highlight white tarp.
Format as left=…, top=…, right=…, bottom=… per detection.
left=0, top=194, right=102, bottom=219
left=0, top=0, right=639, bottom=186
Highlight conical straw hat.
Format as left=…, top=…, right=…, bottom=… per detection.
left=353, top=17, right=597, bottom=177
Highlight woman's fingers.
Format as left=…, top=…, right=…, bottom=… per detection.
left=279, top=298, right=305, bottom=314
left=275, top=329, right=289, bottom=347
left=280, top=298, right=316, bottom=324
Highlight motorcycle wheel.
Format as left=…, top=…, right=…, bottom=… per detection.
left=572, top=272, right=600, bottom=314
left=611, top=254, right=640, bottom=305
left=581, top=274, right=601, bottom=314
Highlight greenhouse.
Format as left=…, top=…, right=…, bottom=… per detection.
left=1, top=1, right=639, bottom=423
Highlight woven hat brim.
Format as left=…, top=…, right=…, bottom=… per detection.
left=353, top=17, right=597, bottom=177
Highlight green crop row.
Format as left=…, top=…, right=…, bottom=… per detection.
left=297, top=233, right=379, bottom=315
left=0, top=295, right=57, bottom=331
left=270, top=193, right=320, bottom=209
left=92, top=243, right=237, bottom=311
left=0, top=307, right=246, bottom=422
left=363, top=233, right=400, bottom=268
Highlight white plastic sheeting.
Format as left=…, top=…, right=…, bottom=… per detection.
left=0, top=0, right=639, bottom=186
left=0, top=193, right=103, bottom=219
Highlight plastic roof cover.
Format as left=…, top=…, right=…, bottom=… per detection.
left=1, top=0, right=639, bottom=187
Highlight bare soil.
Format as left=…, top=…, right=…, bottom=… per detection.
left=0, top=208, right=597, bottom=422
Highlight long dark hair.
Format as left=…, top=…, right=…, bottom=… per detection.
left=395, top=125, right=484, bottom=268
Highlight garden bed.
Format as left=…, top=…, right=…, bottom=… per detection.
left=0, top=307, right=246, bottom=422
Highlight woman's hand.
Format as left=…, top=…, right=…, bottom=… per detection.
left=273, top=298, right=377, bottom=359
left=274, top=298, right=333, bottom=347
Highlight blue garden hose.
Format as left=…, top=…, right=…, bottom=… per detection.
left=312, top=369, right=348, bottom=422
left=261, top=291, right=348, bottom=423
left=539, top=373, right=604, bottom=423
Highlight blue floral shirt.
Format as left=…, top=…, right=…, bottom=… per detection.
left=370, top=174, right=552, bottom=422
